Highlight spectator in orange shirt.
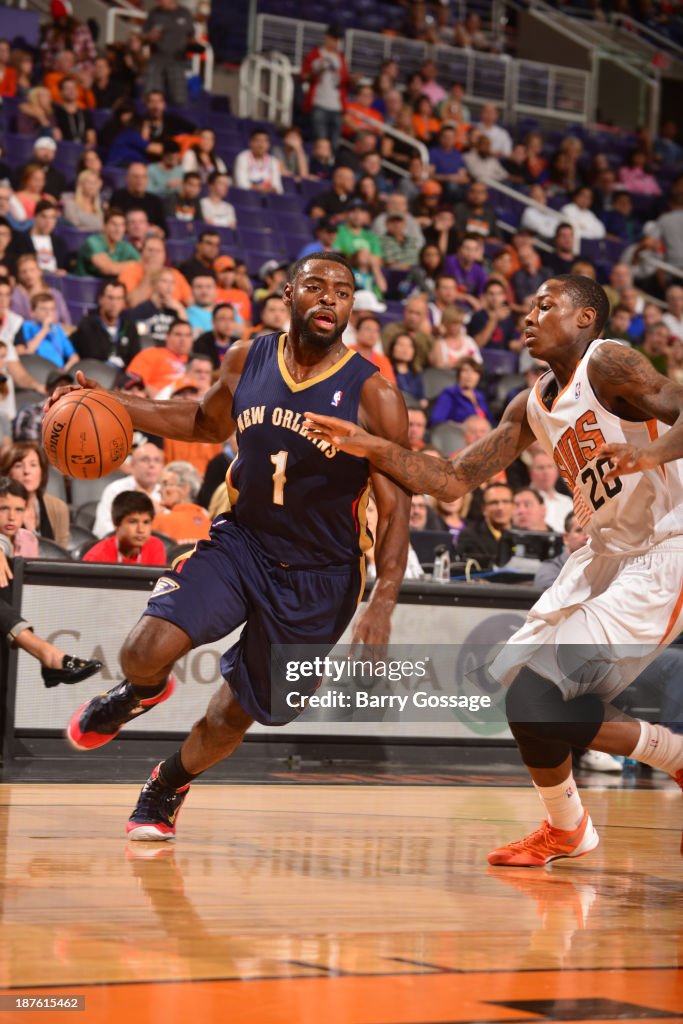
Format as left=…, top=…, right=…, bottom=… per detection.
left=343, top=84, right=384, bottom=138
left=349, top=314, right=396, bottom=383
left=152, top=460, right=212, bottom=546
left=83, top=491, right=166, bottom=566
left=126, top=319, right=193, bottom=396
left=0, top=40, right=17, bottom=98
left=161, top=373, right=223, bottom=476
left=411, top=95, right=441, bottom=143
left=214, top=255, right=252, bottom=326
left=119, top=236, right=192, bottom=308
left=44, top=49, right=94, bottom=108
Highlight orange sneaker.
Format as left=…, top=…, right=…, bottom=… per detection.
left=488, top=810, right=599, bottom=867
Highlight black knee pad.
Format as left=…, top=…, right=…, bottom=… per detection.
left=506, top=668, right=605, bottom=768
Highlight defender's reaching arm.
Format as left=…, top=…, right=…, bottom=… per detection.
left=305, top=389, right=535, bottom=501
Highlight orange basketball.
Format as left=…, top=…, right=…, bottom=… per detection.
left=42, top=389, right=134, bottom=479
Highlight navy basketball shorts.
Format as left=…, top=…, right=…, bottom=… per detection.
left=144, top=517, right=363, bottom=725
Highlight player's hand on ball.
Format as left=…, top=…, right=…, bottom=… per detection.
left=304, top=413, right=374, bottom=457
left=598, top=443, right=654, bottom=480
left=44, top=369, right=102, bottom=411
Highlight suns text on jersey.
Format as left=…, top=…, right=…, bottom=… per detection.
left=236, top=404, right=340, bottom=459
left=552, top=409, right=606, bottom=489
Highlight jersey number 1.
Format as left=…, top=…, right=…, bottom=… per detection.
left=270, top=451, right=288, bottom=505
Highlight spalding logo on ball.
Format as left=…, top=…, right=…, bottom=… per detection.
left=42, top=389, right=134, bottom=479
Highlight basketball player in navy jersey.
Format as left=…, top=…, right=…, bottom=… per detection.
left=306, top=274, right=683, bottom=867
left=50, top=253, right=410, bottom=839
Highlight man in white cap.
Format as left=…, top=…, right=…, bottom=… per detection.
left=20, top=138, right=65, bottom=202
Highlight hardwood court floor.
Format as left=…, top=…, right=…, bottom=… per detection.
left=0, top=782, right=681, bottom=1023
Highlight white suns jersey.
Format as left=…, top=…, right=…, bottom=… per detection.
left=526, top=338, right=683, bottom=555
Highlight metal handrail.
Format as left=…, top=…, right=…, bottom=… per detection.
left=238, top=52, right=294, bottom=126
left=348, top=108, right=429, bottom=170
left=610, top=12, right=683, bottom=62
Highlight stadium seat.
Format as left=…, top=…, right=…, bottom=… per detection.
left=422, top=366, right=457, bottom=402
left=430, top=421, right=465, bottom=459
left=18, top=353, right=59, bottom=384
left=46, top=466, right=68, bottom=502
left=70, top=471, right=127, bottom=512
left=56, top=227, right=92, bottom=257
left=66, top=525, right=98, bottom=556
left=74, top=359, right=119, bottom=390
left=36, top=536, right=71, bottom=560
left=61, top=275, right=101, bottom=305
left=166, top=220, right=197, bottom=239
left=481, top=349, right=519, bottom=377
left=71, top=500, right=99, bottom=531
left=165, top=239, right=196, bottom=263
left=227, top=187, right=264, bottom=209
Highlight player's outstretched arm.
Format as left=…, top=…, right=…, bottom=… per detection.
left=590, top=343, right=683, bottom=479
left=352, top=375, right=411, bottom=649
left=305, top=389, right=534, bottom=501
left=46, top=343, right=252, bottom=443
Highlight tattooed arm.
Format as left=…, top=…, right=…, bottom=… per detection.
left=305, top=390, right=535, bottom=500
left=589, top=342, right=683, bottom=478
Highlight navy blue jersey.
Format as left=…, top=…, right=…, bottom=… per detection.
left=227, top=332, right=378, bottom=567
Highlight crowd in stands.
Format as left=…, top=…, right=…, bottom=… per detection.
left=0, top=1, right=682, bottom=580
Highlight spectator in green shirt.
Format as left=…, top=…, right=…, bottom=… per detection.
left=380, top=212, right=421, bottom=270
left=334, top=200, right=382, bottom=257
left=75, top=208, right=141, bottom=278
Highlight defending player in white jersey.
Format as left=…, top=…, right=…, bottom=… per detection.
left=305, top=275, right=683, bottom=867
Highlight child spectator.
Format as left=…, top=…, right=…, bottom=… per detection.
left=82, top=491, right=166, bottom=565
left=0, top=478, right=38, bottom=557
left=15, top=293, right=78, bottom=370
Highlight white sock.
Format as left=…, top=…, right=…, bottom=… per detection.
left=534, top=773, right=585, bottom=831
left=630, top=720, right=683, bottom=775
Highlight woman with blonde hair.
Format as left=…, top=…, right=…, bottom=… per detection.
left=62, top=169, right=104, bottom=230
left=17, top=85, right=60, bottom=136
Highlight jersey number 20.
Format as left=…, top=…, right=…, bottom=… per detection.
left=580, top=456, right=622, bottom=511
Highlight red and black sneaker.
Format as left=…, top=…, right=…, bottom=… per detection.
left=126, top=763, right=190, bottom=841
left=66, top=677, right=175, bottom=751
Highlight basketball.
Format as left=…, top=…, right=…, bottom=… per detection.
left=42, top=388, right=134, bottom=479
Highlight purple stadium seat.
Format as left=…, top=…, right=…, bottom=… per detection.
left=481, top=348, right=519, bottom=377
left=68, top=300, right=93, bottom=323
left=268, top=212, right=306, bottom=234
left=4, top=132, right=36, bottom=166
left=233, top=208, right=269, bottom=229
left=298, top=179, right=327, bottom=203
left=165, top=239, right=196, bottom=263
left=264, top=192, right=302, bottom=212
left=239, top=228, right=284, bottom=255
left=102, top=166, right=129, bottom=190
left=242, top=249, right=274, bottom=277
left=166, top=220, right=197, bottom=239
left=56, top=225, right=91, bottom=255
left=227, top=187, right=264, bottom=210
left=61, top=275, right=102, bottom=305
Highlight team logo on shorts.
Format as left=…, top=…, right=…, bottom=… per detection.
left=331, top=389, right=343, bottom=407
left=151, top=576, right=180, bottom=597
left=574, top=382, right=581, bottom=399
